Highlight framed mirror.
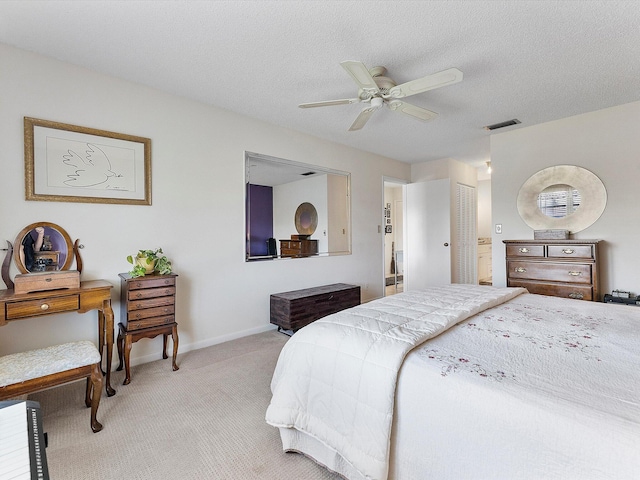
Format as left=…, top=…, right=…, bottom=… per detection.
left=245, top=152, right=351, bottom=261
left=517, top=165, right=606, bottom=233
left=13, top=222, right=74, bottom=273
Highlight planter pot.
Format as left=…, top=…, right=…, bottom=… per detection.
left=135, top=256, right=156, bottom=274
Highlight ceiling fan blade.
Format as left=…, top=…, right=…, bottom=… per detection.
left=341, top=61, right=380, bottom=94
left=388, top=100, right=439, bottom=121
left=348, top=107, right=378, bottom=131
left=299, top=98, right=360, bottom=108
left=389, top=68, right=463, bottom=98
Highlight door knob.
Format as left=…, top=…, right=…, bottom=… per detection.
left=444, top=242, right=449, bottom=247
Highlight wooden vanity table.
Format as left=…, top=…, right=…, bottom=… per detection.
left=0, top=280, right=116, bottom=396
left=1, top=222, right=116, bottom=396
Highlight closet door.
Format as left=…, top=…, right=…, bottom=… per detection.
left=405, top=179, right=451, bottom=291
left=455, top=182, right=477, bottom=284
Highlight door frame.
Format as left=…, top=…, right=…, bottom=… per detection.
left=382, top=176, right=408, bottom=296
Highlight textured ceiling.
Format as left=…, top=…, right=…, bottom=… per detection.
left=1, top=1, right=639, bottom=168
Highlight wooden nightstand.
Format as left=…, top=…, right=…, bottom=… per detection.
left=116, top=273, right=179, bottom=385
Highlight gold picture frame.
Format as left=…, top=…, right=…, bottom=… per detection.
left=24, top=117, right=151, bottom=205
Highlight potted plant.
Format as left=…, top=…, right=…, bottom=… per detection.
left=127, top=248, right=172, bottom=277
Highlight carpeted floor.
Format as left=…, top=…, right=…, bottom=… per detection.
left=27, top=330, right=342, bottom=480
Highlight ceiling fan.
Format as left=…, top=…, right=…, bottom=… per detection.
left=299, top=61, right=463, bottom=131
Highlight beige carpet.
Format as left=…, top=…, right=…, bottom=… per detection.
left=27, top=330, right=341, bottom=480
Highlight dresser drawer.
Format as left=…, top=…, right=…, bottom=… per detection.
left=547, top=245, right=594, bottom=259
left=509, top=280, right=593, bottom=301
left=126, top=315, right=175, bottom=330
left=506, top=244, right=545, bottom=257
left=508, top=261, right=592, bottom=284
left=127, top=304, right=175, bottom=321
left=127, top=276, right=176, bottom=290
left=6, top=295, right=80, bottom=319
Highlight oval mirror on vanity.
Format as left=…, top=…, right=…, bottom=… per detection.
left=13, top=222, right=74, bottom=274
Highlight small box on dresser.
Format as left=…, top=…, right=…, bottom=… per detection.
left=270, top=283, right=360, bottom=332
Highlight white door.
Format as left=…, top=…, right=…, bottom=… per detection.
left=404, top=179, right=451, bottom=291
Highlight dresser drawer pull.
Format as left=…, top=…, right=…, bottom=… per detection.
left=515, top=267, right=527, bottom=273
left=562, top=249, right=575, bottom=254
left=568, top=271, right=582, bottom=276
left=568, top=292, right=584, bottom=299
left=40, top=303, right=49, bottom=311
left=518, top=248, right=529, bottom=253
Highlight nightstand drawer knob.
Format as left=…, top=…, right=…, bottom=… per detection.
left=519, top=248, right=529, bottom=253
left=515, top=267, right=527, bottom=273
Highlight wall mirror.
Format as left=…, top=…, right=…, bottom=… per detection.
left=245, top=151, right=351, bottom=261
left=517, top=165, right=606, bottom=233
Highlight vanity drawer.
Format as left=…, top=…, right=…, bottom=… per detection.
left=509, top=280, right=593, bottom=301
left=547, top=245, right=594, bottom=259
left=506, top=244, right=545, bottom=257
left=6, top=295, right=80, bottom=319
left=508, top=261, right=592, bottom=284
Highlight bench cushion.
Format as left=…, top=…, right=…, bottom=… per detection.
left=0, top=341, right=101, bottom=387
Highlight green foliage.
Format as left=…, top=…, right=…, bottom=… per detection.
left=126, top=248, right=172, bottom=277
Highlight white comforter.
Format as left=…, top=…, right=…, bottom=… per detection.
left=265, top=284, right=526, bottom=480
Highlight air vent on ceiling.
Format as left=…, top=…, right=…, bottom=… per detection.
left=301, top=171, right=316, bottom=176
left=483, top=119, right=521, bottom=131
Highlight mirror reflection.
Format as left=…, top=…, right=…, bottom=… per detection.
left=245, top=152, right=351, bottom=261
left=14, top=222, right=74, bottom=273
left=537, top=184, right=581, bottom=218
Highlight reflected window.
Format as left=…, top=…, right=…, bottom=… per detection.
left=537, top=184, right=581, bottom=218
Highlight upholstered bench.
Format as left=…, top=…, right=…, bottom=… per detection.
left=0, top=341, right=104, bottom=432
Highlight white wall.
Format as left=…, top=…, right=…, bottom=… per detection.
left=0, top=44, right=411, bottom=363
left=491, top=101, right=640, bottom=296
left=477, top=179, right=492, bottom=239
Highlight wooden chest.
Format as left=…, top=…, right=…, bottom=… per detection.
left=13, top=270, right=80, bottom=294
left=504, top=239, right=600, bottom=301
left=270, top=283, right=360, bottom=332
left=119, top=273, right=178, bottom=331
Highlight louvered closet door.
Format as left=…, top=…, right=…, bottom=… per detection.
left=455, top=182, right=477, bottom=284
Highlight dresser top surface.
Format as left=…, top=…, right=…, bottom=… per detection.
left=503, top=239, right=601, bottom=244
left=271, top=283, right=359, bottom=299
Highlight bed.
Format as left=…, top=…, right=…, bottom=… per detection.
left=265, top=284, right=640, bottom=480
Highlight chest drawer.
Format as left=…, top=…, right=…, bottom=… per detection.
left=547, top=245, right=594, bottom=259
left=127, top=276, right=175, bottom=290
left=6, top=295, right=80, bottom=319
left=128, top=286, right=176, bottom=301
left=506, top=244, right=545, bottom=257
left=508, top=261, right=592, bottom=284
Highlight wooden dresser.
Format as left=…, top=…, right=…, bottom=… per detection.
left=279, top=239, right=318, bottom=258
left=270, top=283, right=360, bottom=332
left=117, top=273, right=179, bottom=384
left=503, top=239, right=601, bottom=301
